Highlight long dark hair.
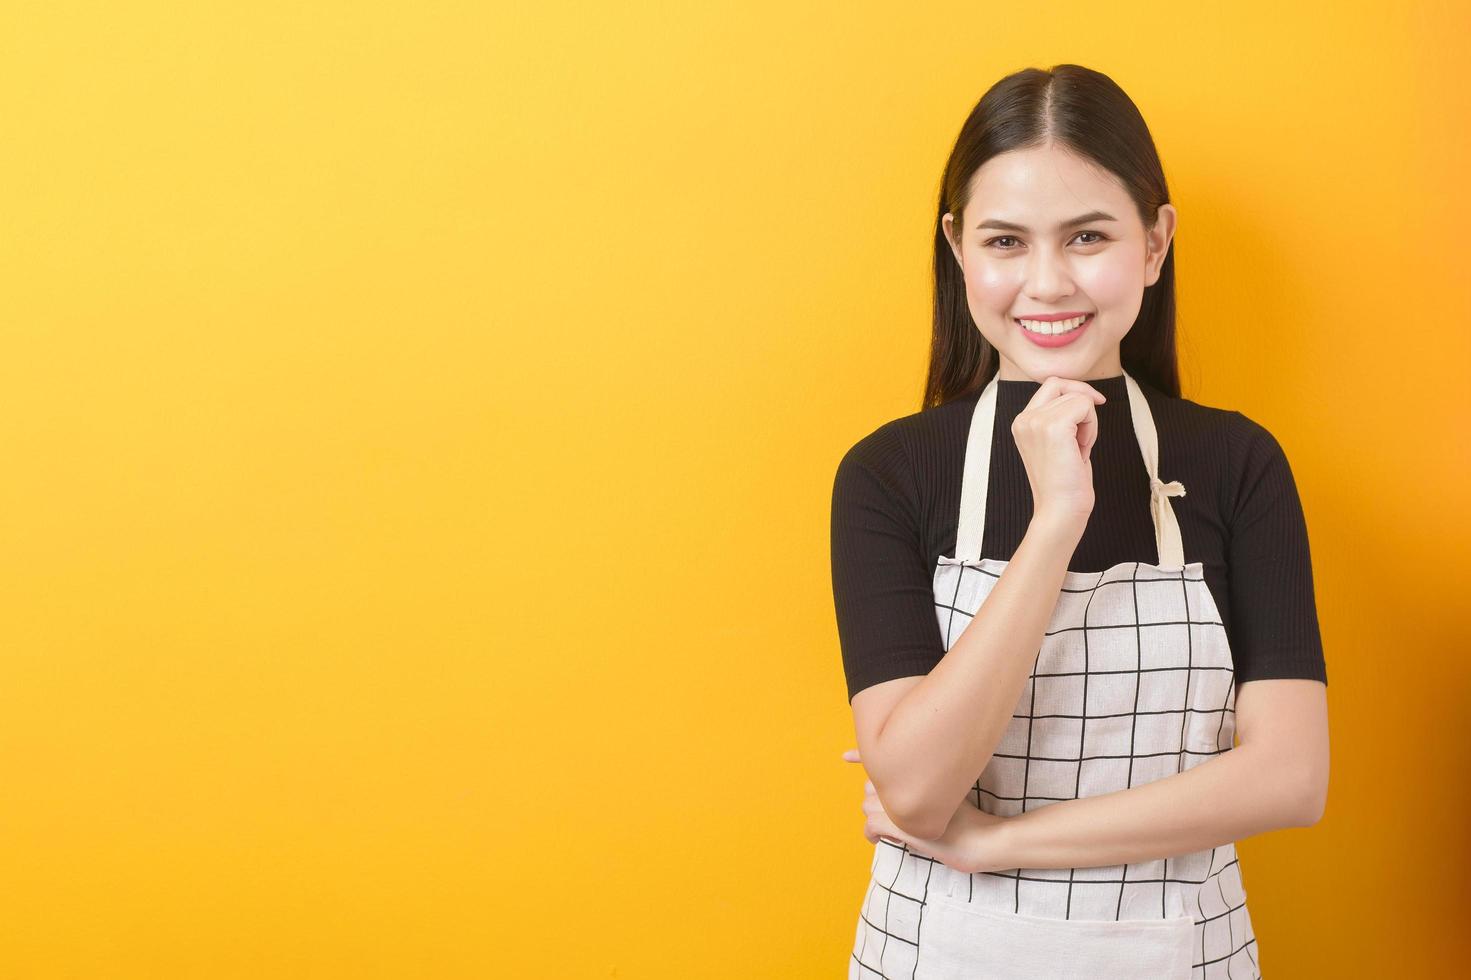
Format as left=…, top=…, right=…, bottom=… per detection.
left=923, top=64, right=1180, bottom=409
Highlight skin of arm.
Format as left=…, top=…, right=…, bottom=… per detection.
left=852, top=677, right=1330, bottom=874
left=973, top=677, right=1330, bottom=872
left=851, top=510, right=1087, bottom=841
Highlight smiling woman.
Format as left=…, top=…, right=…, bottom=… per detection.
left=935, top=135, right=1177, bottom=389
left=830, top=64, right=1329, bottom=980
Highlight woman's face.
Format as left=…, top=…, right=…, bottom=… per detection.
left=941, top=143, right=1176, bottom=383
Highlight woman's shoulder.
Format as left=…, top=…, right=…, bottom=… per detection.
left=1137, top=376, right=1286, bottom=450
left=1136, top=378, right=1302, bottom=513
left=831, top=393, right=979, bottom=522
left=835, top=392, right=978, bottom=481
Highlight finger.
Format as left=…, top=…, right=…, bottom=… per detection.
left=1024, top=375, right=1107, bottom=414
left=866, top=812, right=904, bottom=846
left=1035, top=391, right=1100, bottom=454
left=1014, top=390, right=1103, bottom=449
left=1075, top=397, right=1099, bottom=455
left=873, top=813, right=909, bottom=847
left=1022, top=374, right=1062, bottom=415
left=1036, top=389, right=1101, bottom=422
left=842, top=749, right=861, bottom=762
left=1049, top=375, right=1107, bottom=404
left=864, top=780, right=875, bottom=794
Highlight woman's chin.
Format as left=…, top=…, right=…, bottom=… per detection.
left=1000, top=348, right=1100, bottom=382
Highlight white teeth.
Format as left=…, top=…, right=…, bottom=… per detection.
left=1017, top=314, right=1089, bottom=335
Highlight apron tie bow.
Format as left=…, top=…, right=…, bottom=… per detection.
left=1150, top=476, right=1186, bottom=499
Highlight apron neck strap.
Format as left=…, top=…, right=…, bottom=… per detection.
left=953, top=370, right=1187, bottom=569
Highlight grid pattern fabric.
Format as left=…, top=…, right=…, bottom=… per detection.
left=847, top=559, right=1262, bottom=979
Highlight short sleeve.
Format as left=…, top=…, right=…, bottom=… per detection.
left=830, top=426, right=947, bottom=703
left=1225, top=413, right=1328, bottom=685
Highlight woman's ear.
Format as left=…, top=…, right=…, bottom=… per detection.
left=941, top=213, right=965, bottom=271
left=1144, top=204, right=1177, bottom=286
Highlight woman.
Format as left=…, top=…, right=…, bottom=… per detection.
left=831, top=65, right=1330, bottom=979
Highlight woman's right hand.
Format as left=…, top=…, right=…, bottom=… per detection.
left=1010, top=375, right=1107, bottom=530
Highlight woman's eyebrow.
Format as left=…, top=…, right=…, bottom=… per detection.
left=974, top=210, right=1118, bottom=231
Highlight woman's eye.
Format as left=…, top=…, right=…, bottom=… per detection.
left=983, top=231, right=1107, bottom=250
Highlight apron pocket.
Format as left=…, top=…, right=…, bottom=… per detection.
left=916, top=891, right=1195, bottom=980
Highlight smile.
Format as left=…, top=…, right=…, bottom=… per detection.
left=1015, top=312, right=1094, bottom=349
left=1015, top=313, right=1093, bottom=335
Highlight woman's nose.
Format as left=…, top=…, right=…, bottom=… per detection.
left=1023, top=253, right=1073, bottom=296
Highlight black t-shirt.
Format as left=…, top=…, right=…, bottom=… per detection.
left=830, top=372, right=1328, bottom=704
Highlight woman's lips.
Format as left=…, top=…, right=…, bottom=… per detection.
left=1016, top=312, right=1093, bottom=348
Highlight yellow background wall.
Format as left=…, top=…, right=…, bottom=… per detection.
left=2, top=1, right=1466, bottom=976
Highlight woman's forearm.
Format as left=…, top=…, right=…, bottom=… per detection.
left=973, top=743, right=1318, bottom=873
left=879, top=512, right=1084, bottom=840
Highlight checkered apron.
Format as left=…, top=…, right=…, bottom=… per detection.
left=849, top=371, right=1261, bottom=979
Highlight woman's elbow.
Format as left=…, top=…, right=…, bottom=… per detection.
left=886, top=789, right=953, bottom=842
left=1289, top=766, right=1329, bottom=827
